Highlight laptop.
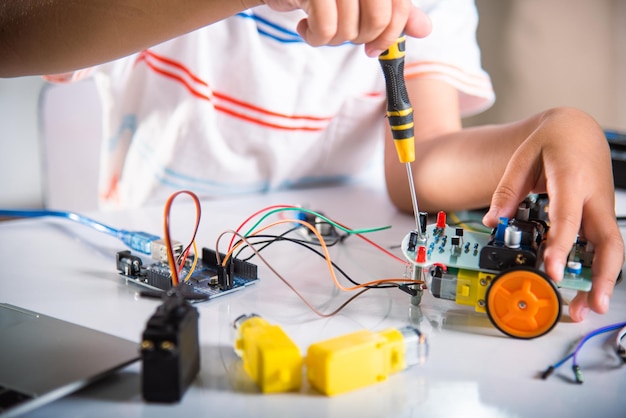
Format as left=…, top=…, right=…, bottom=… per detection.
left=0, top=303, right=140, bottom=417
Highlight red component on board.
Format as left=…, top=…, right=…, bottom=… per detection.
left=416, top=246, right=427, bottom=263
left=436, top=211, right=446, bottom=229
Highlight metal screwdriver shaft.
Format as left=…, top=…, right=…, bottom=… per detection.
left=379, top=35, right=422, bottom=238
left=405, top=163, right=421, bottom=234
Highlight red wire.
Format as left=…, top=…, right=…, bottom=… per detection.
left=227, top=204, right=297, bottom=251
left=356, top=233, right=409, bottom=265
left=333, top=220, right=409, bottom=265
left=229, top=205, right=408, bottom=266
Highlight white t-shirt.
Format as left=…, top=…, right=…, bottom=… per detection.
left=49, top=1, right=494, bottom=209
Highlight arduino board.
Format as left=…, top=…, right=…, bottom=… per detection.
left=116, top=247, right=259, bottom=300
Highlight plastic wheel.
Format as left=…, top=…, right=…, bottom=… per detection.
left=485, top=266, right=561, bottom=339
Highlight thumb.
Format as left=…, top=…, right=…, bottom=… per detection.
left=482, top=137, right=543, bottom=229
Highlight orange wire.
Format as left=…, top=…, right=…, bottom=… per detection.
left=220, top=230, right=374, bottom=317
left=229, top=205, right=408, bottom=265
left=227, top=204, right=297, bottom=251
left=218, top=218, right=422, bottom=291
left=163, top=190, right=202, bottom=286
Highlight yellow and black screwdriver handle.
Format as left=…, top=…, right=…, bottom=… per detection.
left=379, top=35, right=415, bottom=164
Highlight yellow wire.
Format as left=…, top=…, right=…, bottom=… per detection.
left=220, top=218, right=422, bottom=291
left=182, top=240, right=199, bottom=282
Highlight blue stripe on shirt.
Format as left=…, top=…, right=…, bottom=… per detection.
left=235, top=11, right=351, bottom=46
left=236, top=12, right=303, bottom=44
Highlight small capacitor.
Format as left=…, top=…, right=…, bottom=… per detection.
left=407, top=231, right=419, bottom=252
left=504, top=225, right=522, bottom=249
left=419, top=212, right=428, bottom=235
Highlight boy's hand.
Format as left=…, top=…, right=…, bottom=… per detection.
left=482, top=107, right=625, bottom=322
left=263, top=0, right=432, bottom=55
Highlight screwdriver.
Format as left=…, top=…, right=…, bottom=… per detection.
left=379, top=34, right=423, bottom=238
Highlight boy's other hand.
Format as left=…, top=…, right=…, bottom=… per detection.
left=482, top=107, right=624, bottom=322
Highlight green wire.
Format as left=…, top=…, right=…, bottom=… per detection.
left=242, top=207, right=391, bottom=237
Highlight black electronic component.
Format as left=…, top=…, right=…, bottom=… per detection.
left=398, top=284, right=420, bottom=297
left=419, top=212, right=428, bottom=235
left=523, top=194, right=550, bottom=222
left=572, top=364, right=584, bottom=384
left=479, top=245, right=537, bottom=271
left=201, top=248, right=258, bottom=280
left=478, top=215, right=548, bottom=271
left=147, top=268, right=174, bottom=290
left=510, top=218, right=547, bottom=249
left=429, top=266, right=457, bottom=301
left=540, top=365, right=554, bottom=380
left=407, top=231, right=418, bottom=252
left=116, top=250, right=143, bottom=276
left=607, top=129, right=626, bottom=189
left=141, top=289, right=200, bottom=402
left=298, top=210, right=343, bottom=243
left=217, top=260, right=234, bottom=290
left=616, top=325, right=626, bottom=363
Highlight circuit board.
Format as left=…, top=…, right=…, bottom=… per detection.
left=401, top=222, right=593, bottom=292
left=116, top=247, right=259, bottom=300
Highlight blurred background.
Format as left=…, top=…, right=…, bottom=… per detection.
left=1, top=0, right=625, bottom=209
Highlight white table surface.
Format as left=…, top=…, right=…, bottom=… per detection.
left=1, top=183, right=625, bottom=418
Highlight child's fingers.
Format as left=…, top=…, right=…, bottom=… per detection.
left=296, top=0, right=338, bottom=46
left=364, top=2, right=432, bottom=56
left=358, top=0, right=408, bottom=53
left=296, top=0, right=430, bottom=52
left=568, top=202, right=623, bottom=320
left=352, top=0, right=392, bottom=44
left=404, top=5, right=433, bottom=38
left=540, top=170, right=584, bottom=283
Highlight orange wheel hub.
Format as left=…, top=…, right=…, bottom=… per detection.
left=485, top=267, right=561, bottom=339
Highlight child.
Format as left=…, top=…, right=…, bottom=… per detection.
left=0, top=0, right=622, bottom=322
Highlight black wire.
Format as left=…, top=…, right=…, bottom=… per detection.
left=233, top=224, right=346, bottom=260
left=234, top=226, right=308, bottom=260
left=233, top=233, right=398, bottom=289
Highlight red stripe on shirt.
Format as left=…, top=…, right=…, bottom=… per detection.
left=214, top=104, right=324, bottom=131
left=139, top=49, right=333, bottom=123
left=137, top=55, right=211, bottom=101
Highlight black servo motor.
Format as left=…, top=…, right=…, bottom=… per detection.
left=141, top=288, right=200, bottom=403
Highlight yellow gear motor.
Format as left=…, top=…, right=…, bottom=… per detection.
left=233, top=314, right=303, bottom=393
left=305, top=326, right=427, bottom=396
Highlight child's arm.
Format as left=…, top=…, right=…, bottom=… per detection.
left=0, top=0, right=249, bottom=76
left=384, top=76, right=624, bottom=322
left=0, top=0, right=430, bottom=77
